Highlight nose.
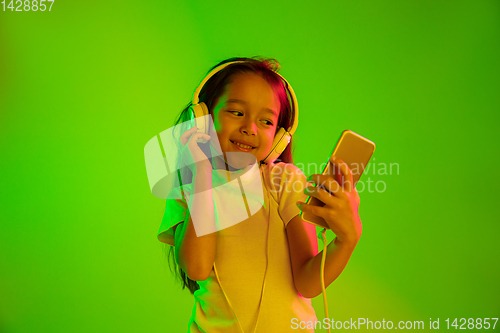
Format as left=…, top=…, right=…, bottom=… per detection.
left=241, top=120, right=257, bottom=136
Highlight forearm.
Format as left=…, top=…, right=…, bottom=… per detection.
left=176, top=166, right=217, bottom=281
left=295, top=237, right=358, bottom=298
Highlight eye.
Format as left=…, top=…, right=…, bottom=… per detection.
left=228, top=110, right=273, bottom=126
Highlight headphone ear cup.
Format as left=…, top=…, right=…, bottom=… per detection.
left=190, top=102, right=210, bottom=137
left=262, top=127, right=291, bottom=164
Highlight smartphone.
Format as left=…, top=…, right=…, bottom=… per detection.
left=300, top=130, right=376, bottom=229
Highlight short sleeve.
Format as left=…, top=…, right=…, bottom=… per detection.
left=157, top=185, right=189, bottom=246
left=269, top=163, right=309, bottom=227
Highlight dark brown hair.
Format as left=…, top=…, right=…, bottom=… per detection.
left=166, top=56, right=296, bottom=294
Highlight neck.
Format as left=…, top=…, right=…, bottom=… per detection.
left=209, top=155, right=263, bottom=172
left=209, top=155, right=241, bottom=171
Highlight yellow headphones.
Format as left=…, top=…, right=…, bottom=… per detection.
left=189, top=60, right=299, bottom=164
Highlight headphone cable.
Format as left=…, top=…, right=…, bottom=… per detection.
left=319, top=228, right=331, bottom=333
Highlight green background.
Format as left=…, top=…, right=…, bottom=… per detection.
left=1, top=0, right=499, bottom=332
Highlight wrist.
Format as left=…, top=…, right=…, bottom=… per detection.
left=192, top=164, right=213, bottom=190
left=192, top=159, right=213, bottom=173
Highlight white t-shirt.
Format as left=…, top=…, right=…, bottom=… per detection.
left=158, top=162, right=318, bottom=332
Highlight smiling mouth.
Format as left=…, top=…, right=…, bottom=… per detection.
left=230, top=140, right=256, bottom=150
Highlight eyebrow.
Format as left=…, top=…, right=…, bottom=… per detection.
left=225, top=99, right=278, bottom=118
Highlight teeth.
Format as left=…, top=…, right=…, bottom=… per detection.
left=233, top=141, right=253, bottom=149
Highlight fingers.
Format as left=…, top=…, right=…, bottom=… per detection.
left=307, top=173, right=344, bottom=197
left=329, top=156, right=354, bottom=193
left=180, top=127, right=210, bottom=146
left=304, top=183, right=341, bottom=207
left=297, top=200, right=337, bottom=223
left=180, top=127, right=198, bottom=145
left=186, top=134, right=211, bottom=155
left=306, top=159, right=354, bottom=196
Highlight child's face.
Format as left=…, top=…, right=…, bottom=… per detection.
left=210, top=72, right=280, bottom=168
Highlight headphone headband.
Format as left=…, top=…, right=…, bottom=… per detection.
left=192, top=60, right=299, bottom=136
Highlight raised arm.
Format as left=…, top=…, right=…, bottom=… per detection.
left=287, top=215, right=357, bottom=298
left=289, top=156, right=363, bottom=298
left=174, top=164, right=217, bottom=281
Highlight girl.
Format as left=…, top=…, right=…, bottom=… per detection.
left=157, top=57, right=363, bottom=332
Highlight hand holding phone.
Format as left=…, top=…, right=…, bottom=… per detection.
left=299, top=130, right=376, bottom=229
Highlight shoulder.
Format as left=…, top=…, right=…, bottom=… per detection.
left=262, top=162, right=307, bottom=199
left=264, top=161, right=304, bottom=176
left=261, top=162, right=310, bottom=227
left=265, top=161, right=306, bottom=183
